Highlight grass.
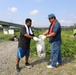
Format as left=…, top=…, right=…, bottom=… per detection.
left=0, top=32, right=13, bottom=43
left=0, top=31, right=19, bottom=43
left=0, top=29, right=76, bottom=57
left=30, top=30, right=76, bottom=57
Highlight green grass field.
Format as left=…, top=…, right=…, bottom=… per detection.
left=0, top=30, right=76, bottom=57
left=30, top=30, right=76, bottom=57
left=0, top=31, right=13, bottom=42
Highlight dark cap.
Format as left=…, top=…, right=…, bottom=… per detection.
left=48, top=14, right=56, bottom=19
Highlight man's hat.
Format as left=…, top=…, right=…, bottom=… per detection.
left=48, top=14, right=56, bottom=19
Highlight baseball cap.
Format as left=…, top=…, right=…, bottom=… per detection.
left=48, top=14, right=56, bottom=19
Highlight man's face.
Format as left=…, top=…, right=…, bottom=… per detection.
left=26, top=21, right=32, bottom=27
left=49, top=18, right=54, bottom=23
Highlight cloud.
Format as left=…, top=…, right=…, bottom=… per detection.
left=73, top=16, right=76, bottom=19
left=68, top=14, right=76, bottom=19
left=59, top=20, right=75, bottom=26
left=59, top=20, right=72, bottom=24
left=30, top=10, right=39, bottom=15
left=8, top=7, right=17, bottom=13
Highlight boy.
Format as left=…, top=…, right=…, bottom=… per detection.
left=16, top=18, right=38, bottom=72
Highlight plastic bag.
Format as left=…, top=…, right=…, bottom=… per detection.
left=36, top=39, right=46, bottom=58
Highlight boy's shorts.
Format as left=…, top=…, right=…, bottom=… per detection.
left=17, top=47, right=30, bottom=58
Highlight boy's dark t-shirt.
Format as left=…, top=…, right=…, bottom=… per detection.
left=18, top=26, right=34, bottom=49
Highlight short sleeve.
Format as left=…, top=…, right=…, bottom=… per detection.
left=21, top=26, right=27, bottom=35
left=52, top=22, right=60, bottom=34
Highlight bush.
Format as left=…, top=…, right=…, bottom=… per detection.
left=61, top=37, right=76, bottom=57
left=30, top=30, right=76, bottom=57
left=0, top=34, right=13, bottom=42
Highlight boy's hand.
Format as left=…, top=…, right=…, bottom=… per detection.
left=33, top=37, right=39, bottom=41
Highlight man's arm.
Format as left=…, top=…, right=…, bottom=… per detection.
left=46, top=32, right=56, bottom=38
left=43, top=30, right=49, bottom=35
left=46, top=22, right=60, bottom=38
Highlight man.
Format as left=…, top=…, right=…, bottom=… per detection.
left=40, top=14, right=63, bottom=68
left=16, top=18, right=38, bottom=72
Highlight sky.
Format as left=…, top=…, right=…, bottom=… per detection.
left=0, top=0, right=76, bottom=27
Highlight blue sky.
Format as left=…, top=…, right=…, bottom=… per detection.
left=0, top=0, right=76, bottom=27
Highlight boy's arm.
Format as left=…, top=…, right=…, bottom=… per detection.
left=24, top=34, right=33, bottom=39
left=21, top=26, right=33, bottom=39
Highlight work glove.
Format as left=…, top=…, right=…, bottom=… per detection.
left=33, top=37, right=39, bottom=41
left=39, top=35, right=46, bottom=40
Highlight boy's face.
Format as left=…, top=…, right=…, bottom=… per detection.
left=27, top=21, right=32, bottom=27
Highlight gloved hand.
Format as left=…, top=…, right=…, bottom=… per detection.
left=39, top=35, right=43, bottom=38
left=39, top=35, right=46, bottom=40
left=33, top=37, right=39, bottom=41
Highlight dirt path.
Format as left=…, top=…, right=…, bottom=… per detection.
left=0, top=41, right=18, bottom=75
left=0, top=41, right=76, bottom=75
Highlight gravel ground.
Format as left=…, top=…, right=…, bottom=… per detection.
left=0, top=41, right=18, bottom=75
left=0, top=41, right=76, bottom=75
left=0, top=41, right=49, bottom=75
